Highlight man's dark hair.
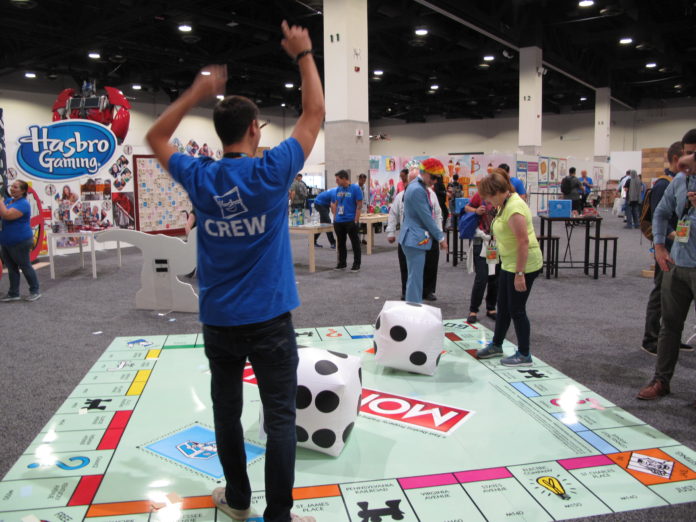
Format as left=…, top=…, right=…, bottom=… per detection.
left=213, top=95, right=259, bottom=145
left=667, top=141, right=684, bottom=163
left=682, top=128, right=696, bottom=146
left=569, top=167, right=576, bottom=174
left=400, top=168, right=408, bottom=176
left=452, top=174, right=459, bottom=180
left=358, top=173, right=367, bottom=180
left=498, top=163, right=510, bottom=173
left=335, top=170, right=350, bottom=180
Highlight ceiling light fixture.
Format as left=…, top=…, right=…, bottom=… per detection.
left=201, top=71, right=211, bottom=76
left=178, top=23, right=192, bottom=32
left=619, top=37, right=633, bottom=45
left=580, top=96, right=587, bottom=101
left=132, top=84, right=142, bottom=90
left=645, top=62, right=657, bottom=68
left=24, top=72, right=36, bottom=78
left=373, top=70, right=383, bottom=76
left=430, top=84, right=439, bottom=90
left=284, top=82, right=294, bottom=88
left=478, top=63, right=490, bottom=69
left=578, top=0, right=594, bottom=7
left=428, top=90, right=435, bottom=94
left=674, top=84, right=683, bottom=89
left=216, top=95, right=224, bottom=100
left=281, top=103, right=286, bottom=107
left=88, top=51, right=101, bottom=59
left=414, top=28, right=428, bottom=36
left=483, top=55, right=494, bottom=61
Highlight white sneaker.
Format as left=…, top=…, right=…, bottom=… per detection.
left=211, top=487, right=251, bottom=520
left=25, top=293, right=42, bottom=302
left=0, top=294, right=21, bottom=302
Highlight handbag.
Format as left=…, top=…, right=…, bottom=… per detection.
left=458, top=211, right=480, bottom=240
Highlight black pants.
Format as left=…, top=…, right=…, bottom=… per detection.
left=334, top=221, right=361, bottom=267
left=492, top=269, right=540, bottom=356
left=398, top=243, right=408, bottom=297
left=423, top=239, right=439, bottom=297
left=313, top=203, right=335, bottom=245
left=203, top=313, right=298, bottom=522
left=571, top=199, right=582, bottom=214
left=469, top=242, right=499, bottom=313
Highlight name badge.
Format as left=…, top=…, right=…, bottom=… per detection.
left=337, top=205, right=344, bottom=216
left=676, top=218, right=690, bottom=243
left=486, top=241, right=498, bottom=263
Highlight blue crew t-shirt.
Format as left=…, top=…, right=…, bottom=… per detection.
left=0, top=197, right=32, bottom=246
left=331, top=184, right=363, bottom=223
left=167, top=137, right=305, bottom=326
left=510, top=177, right=527, bottom=196
left=314, top=187, right=336, bottom=207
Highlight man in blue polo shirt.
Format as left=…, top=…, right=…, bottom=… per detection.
left=331, top=170, right=362, bottom=272
left=312, top=187, right=336, bottom=248
left=145, top=21, right=323, bottom=522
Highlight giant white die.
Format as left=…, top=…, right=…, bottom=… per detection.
left=373, top=301, right=445, bottom=375
left=294, top=347, right=362, bottom=457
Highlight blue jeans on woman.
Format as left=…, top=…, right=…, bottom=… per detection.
left=492, top=269, right=540, bottom=356
left=1, top=238, right=39, bottom=297
left=203, top=312, right=298, bottom=522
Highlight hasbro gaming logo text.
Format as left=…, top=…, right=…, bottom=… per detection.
left=17, top=120, right=116, bottom=180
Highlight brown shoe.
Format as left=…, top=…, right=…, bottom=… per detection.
left=637, top=379, right=670, bottom=400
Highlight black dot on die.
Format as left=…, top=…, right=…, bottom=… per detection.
left=410, top=351, right=427, bottom=365
left=390, top=325, right=407, bottom=342
left=436, top=353, right=443, bottom=366
left=375, top=315, right=381, bottom=330
left=342, top=422, right=355, bottom=443
left=328, top=350, right=348, bottom=359
left=315, top=360, right=338, bottom=375
left=296, top=385, right=312, bottom=409
left=315, top=390, right=340, bottom=413
left=358, top=368, right=363, bottom=385
left=296, top=425, right=309, bottom=442
left=312, top=429, right=336, bottom=448
left=373, top=341, right=378, bottom=354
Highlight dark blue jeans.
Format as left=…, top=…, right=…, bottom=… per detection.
left=203, top=312, right=298, bottom=522
left=1, top=238, right=39, bottom=297
left=492, top=269, right=540, bottom=356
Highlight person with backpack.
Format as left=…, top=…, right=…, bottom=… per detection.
left=289, top=173, right=309, bottom=212
left=464, top=173, right=501, bottom=324
left=560, top=167, right=583, bottom=214
left=623, top=170, right=642, bottom=228
left=640, top=141, right=693, bottom=356
left=637, top=129, right=696, bottom=403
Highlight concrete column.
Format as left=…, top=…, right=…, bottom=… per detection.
left=518, top=47, right=543, bottom=156
left=323, top=0, right=369, bottom=186
left=594, top=87, right=611, bottom=163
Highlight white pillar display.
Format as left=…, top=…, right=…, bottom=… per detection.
left=95, top=229, right=198, bottom=313
left=594, top=87, right=611, bottom=163
left=323, top=0, right=370, bottom=185
left=518, top=47, right=543, bottom=157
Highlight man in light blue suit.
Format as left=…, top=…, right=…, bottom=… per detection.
left=399, top=158, right=448, bottom=303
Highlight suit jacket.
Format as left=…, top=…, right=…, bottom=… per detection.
left=399, top=176, right=444, bottom=250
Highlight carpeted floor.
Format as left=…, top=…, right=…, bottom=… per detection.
left=1, top=208, right=695, bottom=520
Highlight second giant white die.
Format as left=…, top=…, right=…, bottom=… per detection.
left=373, top=301, right=444, bottom=375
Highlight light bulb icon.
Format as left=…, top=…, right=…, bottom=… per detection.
left=537, top=476, right=570, bottom=500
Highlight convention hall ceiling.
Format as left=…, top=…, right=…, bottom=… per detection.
left=1, top=0, right=694, bottom=122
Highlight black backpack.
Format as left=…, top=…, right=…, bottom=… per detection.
left=640, top=175, right=671, bottom=241
left=561, top=176, right=572, bottom=195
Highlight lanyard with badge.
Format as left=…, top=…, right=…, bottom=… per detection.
left=487, top=195, right=512, bottom=263
left=337, top=186, right=348, bottom=216
left=676, top=176, right=694, bottom=243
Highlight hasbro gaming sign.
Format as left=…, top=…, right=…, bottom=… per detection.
left=16, top=120, right=116, bottom=181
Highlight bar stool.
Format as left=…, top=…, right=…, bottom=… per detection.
left=589, top=235, right=618, bottom=277
left=537, top=235, right=559, bottom=279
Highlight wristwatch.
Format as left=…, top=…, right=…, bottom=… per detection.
left=516, top=271, right=525, bottom=276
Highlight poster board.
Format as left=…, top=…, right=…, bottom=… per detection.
left=133, top=155, right=191, bottom=235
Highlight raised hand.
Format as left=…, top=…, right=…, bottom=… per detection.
left=281, top=20, right=312, bottom=59
left=190, top=65, right=228, bottom=102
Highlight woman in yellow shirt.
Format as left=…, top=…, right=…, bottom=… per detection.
left=475, top=170, right=543, bottom=366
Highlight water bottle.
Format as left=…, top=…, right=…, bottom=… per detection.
left=292, top=209, right=298, bottom=226
left=311, top=204, right=319, bottom=225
